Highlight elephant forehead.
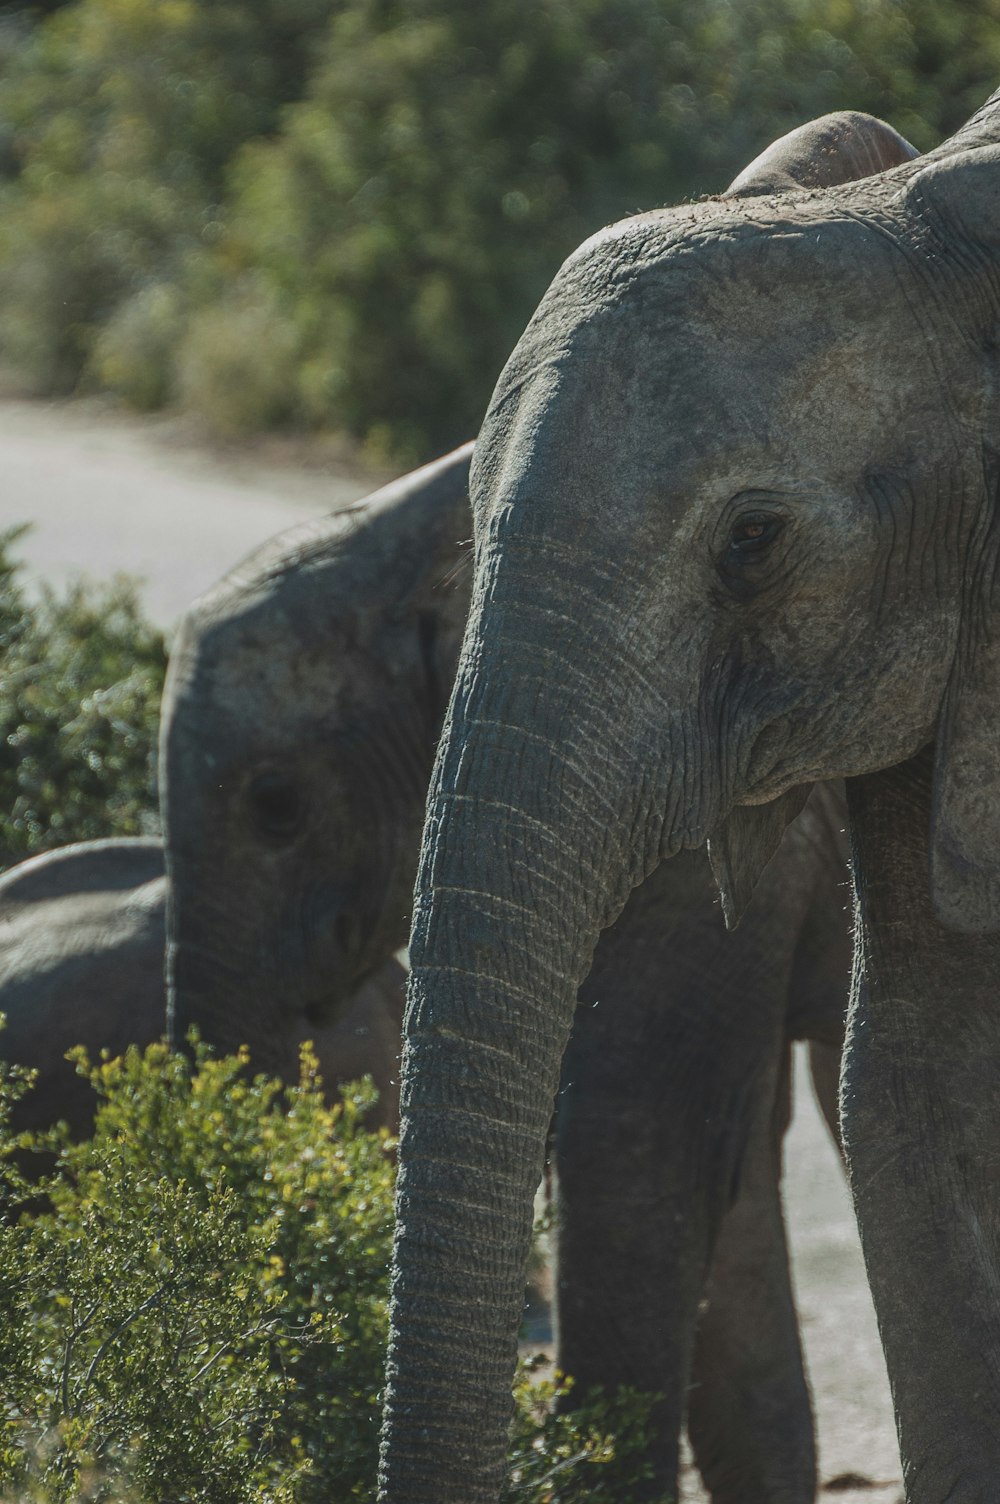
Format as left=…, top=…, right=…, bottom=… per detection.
left=167, top=605, right=355, bottom=742
left=211, top=638, right=342, bottom=722
left=482, top=213, right=945, bottom=526
left=554, top=198, right=903, bottom=325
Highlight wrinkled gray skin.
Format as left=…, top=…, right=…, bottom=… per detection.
left=382, top=94, right=1000, bottom=1504
left=0, top=838, right=405, bottom=1135
left=163, top=434, right=855, bottom=1496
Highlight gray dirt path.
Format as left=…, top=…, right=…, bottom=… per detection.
left=0, top=397, right=902, bottom=1501
left=0, top=398, right=382, bottom=626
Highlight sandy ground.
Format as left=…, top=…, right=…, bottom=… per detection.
left=0, top=396, right=903, bottom=1501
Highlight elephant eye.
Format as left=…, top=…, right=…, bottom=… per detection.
left=728, top=513, right=784, bottom=555
left=247, top=772, right=303, bottom=842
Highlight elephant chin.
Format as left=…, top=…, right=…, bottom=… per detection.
left=707, top=784, right=812, bottom=927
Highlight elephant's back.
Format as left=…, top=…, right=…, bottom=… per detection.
left=0, top=846, right=167, bottom=1134
left=0, top=837, right=164, bottom=910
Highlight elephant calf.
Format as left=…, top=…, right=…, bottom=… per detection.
left=0, top=838, right=405, bottom=1136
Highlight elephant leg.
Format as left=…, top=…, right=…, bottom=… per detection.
left=688, top=801, right=849, bottom=1501
left=687, top=1044, right=816, bottom=1504
left=807, top=1039, right=842, bottom=1155
left=844, top=753, right=1000, bottom=1501
left=554, top=985, right=708, bottom=1499
left=689, top=801, right=851, bottom=1499
left=690, top=801, right=851, bottom=1500
left=554, top=853, right=806, bottom=1502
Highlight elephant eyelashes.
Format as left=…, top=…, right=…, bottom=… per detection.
left=728, top=514, right=784, bottom=555
left=716, top=512, right=787, bottom=601
left=247, top=773, right=303, bottom=842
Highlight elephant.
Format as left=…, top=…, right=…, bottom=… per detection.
left=161, top=439, right=856, bottom=1497
left=0, top=837, right=406, bottom=1135
left=378, top=90, right=1000, bottom=1504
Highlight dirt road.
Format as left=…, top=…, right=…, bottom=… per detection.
left=0, top=397, right=901, bottom=1501
left=0, top=398, right=380, bottom=626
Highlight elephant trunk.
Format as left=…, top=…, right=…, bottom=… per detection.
left=164, top=845, right=300, bottom=1079
left=165, top=915, right=286, bottom=1077
left=379, top=550, right=693, bottom=1501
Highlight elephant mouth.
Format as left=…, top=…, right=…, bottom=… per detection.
left=170, top=936, right=366, bottom=1044
left=737, top=775, right=803, bottom=806
left=735, top=709, right=821, bottom=806
left=300, top=958, right=383, bottom=1029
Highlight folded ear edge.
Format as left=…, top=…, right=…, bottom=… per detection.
left=929, top=444, right=1000, bottom=936
left=931, top=704, right=1000, bottom=935
left=726, top=110, right=918, bottom=199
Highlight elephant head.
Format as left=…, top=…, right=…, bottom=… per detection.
left=161, top=445, right=471, bottom=1079
left=379, top=101, right=1000, bottom=1501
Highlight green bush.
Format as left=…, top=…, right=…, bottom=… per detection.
left=0, top=1041, right=662, bottom=1502
left=0, top=169, right=192, bottom=397
left=7, top=0, right=1000, bottom=453
left=0, top=531, right=166, bottom=868
left=0, top=0, right=339, bottom=395
left=0, top=1043, right=386, bottom=1502
left=91, top=282, right=186, bottom=411
left=174, top=278, right=302, bottom=438
left=217, top=0, right=1000, bottom=456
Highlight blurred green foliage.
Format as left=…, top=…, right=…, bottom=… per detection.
left=0, top=530, right=165, bottom=868
left=1, top=0, right=1000, bottom=454
left=0, top=0, right=336, bottom=392
left=0, top=1040, right=662, bottom=1501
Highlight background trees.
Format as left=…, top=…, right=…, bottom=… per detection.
left=0, top=532, right=164, bottom=868
left=0, top=0, right=998, bottom=456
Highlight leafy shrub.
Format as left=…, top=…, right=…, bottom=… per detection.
left=91, top=282, right=186, bottom=411
left=0, top=531, right=166, bottom=868
left=0, top=0, right=339, bottom=396
left=0, top=169, right=192, bottom=397
left=9, top=0, right=998, bottom=453
left=218, top=0, right=1000, bottom=456
left=0, top=1041, right=663, bottom=1502
left=504, top=1365, right=664, bottom=1504
left=0, top=1043, right=383, bottom=1501
left=174, top=279, right=301, bottom=438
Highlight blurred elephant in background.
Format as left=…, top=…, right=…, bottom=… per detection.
left=0, top=837, right=405, bottom=1136
left=161, top=439, right=854, bottom=1500
left=379, top=84, right=1000, bottom=1504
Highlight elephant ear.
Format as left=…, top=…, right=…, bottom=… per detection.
left=708, top=785, right=812, bottom=930
left=725, top=110, right=918, bottom=198
left=899, top=141, right=1000, bottom=250
left=417, top=603, right=463, bottom=722
left=932, top=629, right=1000, bottom=934
left=931, top=459, right=1000, bottom=934
left=898, top=150, right=1000, bottom=932
left=412, top=536, right=472, bottom=721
